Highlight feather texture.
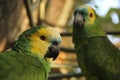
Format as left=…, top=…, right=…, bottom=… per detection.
left=73, top=4, right=120, bottom=80
left=0, top=50, right=50, bottom=80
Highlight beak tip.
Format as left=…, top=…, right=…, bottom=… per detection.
left=52, top=58, right=55, bottom=61
left=45, top=45, right=60, bottom=61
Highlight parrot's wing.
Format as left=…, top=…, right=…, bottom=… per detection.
left=0, top=50, right=49, bottom=80
left=86, top=37, right=120, bottom=79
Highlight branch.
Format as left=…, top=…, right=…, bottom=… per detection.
left=23, top=0, right=41, bottom=27
left=48, top=72, right=83, bottom=79
left=60, top=47, right=75, bottom=53
left=60, top=32, right=120, bottom=37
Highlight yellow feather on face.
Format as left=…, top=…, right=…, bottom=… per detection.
left=87, top=7, right=96, bottom=25
left=28, top=27, right=61, bottom=58
left=80, top=5, right=96, bottom=25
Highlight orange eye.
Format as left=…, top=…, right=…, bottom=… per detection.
left=89, top=12, right=93, bottom=18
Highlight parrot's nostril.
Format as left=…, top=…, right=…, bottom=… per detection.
left=52, top=41, right=58, bottom=46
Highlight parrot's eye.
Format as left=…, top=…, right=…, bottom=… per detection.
left=40, top=35, right=46, bottom=41
left=89, top=12, right=93, bottom=18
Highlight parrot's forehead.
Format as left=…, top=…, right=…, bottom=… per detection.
left=79, top=4, right=91, bottom=9
left=77, top=4, right=94, bottom=14
left=37, top=27, right=62, bottom=42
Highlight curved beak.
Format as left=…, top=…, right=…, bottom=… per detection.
left=74, top=10, right=85, bottom=28
left=45, top=45, right=60, bottom=61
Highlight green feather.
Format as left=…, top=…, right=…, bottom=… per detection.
left=73, top=4, right=120, bottom=80
left=0, top=26, right=61, bottom=80
left=12, top=26, right=44, bottom=53
left=0, top=50, right=50, bottom=80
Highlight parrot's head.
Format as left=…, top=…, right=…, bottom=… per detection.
left=74, top=4, right=96, bottom=28
left=73, top=4, right=105, bottom=44
left=13, top=26, right=62, bottom=61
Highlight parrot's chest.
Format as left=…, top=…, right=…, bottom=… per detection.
left=84, top=40, right=100, bottom=62
left=0, top=52, right=50, bottom=80
left=83, top=39, right=102, bottom=73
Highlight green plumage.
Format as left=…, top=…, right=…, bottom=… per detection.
left=12, top=26, right=41, bottom=53
left=0, top=26, right=61, bottom=80
left=85, top=37, right=120, bottom=80
left=0, top=50, right=50, bottom=80
left=73, top=4, right=120, bottom=80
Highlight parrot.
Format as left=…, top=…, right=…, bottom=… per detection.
left=72, top=4, right=120, bottom=80
left=0, top=26, right=62, bottom=80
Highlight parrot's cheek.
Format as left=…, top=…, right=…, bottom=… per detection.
left=44, top=45, right=60, bottom=61
left=74, top=12, right=85, bottom=28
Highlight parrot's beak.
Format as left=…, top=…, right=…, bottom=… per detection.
left=45, top=45, right=60, bottom=61
left=74, top=10, right=85, bottom=28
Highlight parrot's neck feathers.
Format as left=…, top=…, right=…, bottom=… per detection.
left=12, top=26, right=41, bottom=53
left=85, top=24, right=106, bottom=38
left=12, top=35, right=31, bottom=53
left=73, top=23, right=106, bottom=44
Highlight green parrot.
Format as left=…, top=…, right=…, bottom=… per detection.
left=72, top=4, right=120, bottom=80
left=0, top=26, right=62, bottom=80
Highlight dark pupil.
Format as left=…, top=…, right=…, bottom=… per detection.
left=40, top=35, right=46, bottom=40
left=90, top=13, right=93, bottom=17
